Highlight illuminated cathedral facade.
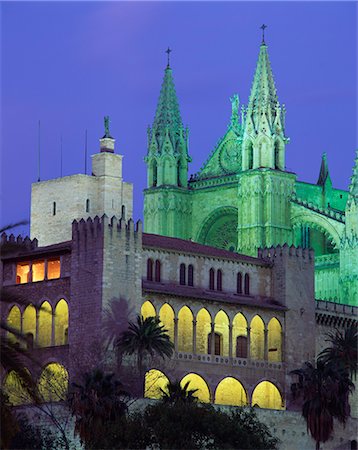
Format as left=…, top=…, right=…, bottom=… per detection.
left=1, top=37, right=357, bottom=448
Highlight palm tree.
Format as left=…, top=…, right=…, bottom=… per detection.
left=160, top=380, right=198, bottom=404
left=69, top=369, right=128, bottom=448
left=116, top=315, right=174, bottom=383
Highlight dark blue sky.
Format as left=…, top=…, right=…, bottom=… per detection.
left=2, top=2, right=357, bottom=236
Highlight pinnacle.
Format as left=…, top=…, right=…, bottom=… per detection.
left=349, top=149, right=358, bottom=196
left=317, top=152, right=330, bottom=186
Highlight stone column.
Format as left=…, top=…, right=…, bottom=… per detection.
left=264, top=328, right=268, bottom=361
left=192, top=319, right=197, bottom=354
left=35, top=309, right=39, bottom=347
left=174, top=317, right=179, bottom=352
left=229, top=324, right=233, bottom=358
left=246, top=326, right=251, bottom=359
left=51, top=309, right=55, bottom=346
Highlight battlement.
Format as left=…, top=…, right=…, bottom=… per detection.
left=72, top=215, right=142, bottom=240
left=0, top=232, right=38, bottom=250
left=258, top=244, right=314, bottom=261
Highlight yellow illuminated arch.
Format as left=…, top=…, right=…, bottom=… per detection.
left=38, top=301, right=52, bottom=347
left=180, top=373, right=210, bottom=403
left=3, top=369, right=32, bottom=405
left=144, top=369, right=170, bottom=400
left=268, top=317, right=282, bottom=362
left=37, top=363, right=68, bottom=402
left=7, top=306, right=21, bottom=344
left=214, top=310, right=229, bottom=356
left=141, top=301, right=156, bottom=319
left=252, top=381, right=284, bottom=410
left=214, top=377, right=248, bottom=406
left=250, top=315, right=265, bottom=360
left=196, top=308, right=211, bottom=355
left=233, top=313, right=248, bottom=358
left=54, top=300, right=69, bottom=346
left=159, top=303, right=174, bottom=343
left=23, top=304, right=36, bottom=347
left=178, top=306, right=193, bottom=352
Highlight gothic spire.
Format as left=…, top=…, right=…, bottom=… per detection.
left=317, top=152, right=331, bottom=186
left=349, top=149, right=358, bottom=197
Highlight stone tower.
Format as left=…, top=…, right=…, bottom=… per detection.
left=144, top=56, right=192, bottom=238
left=237, top=39, right=296, bottom=256
left=340, top=150, right=358, bottom=305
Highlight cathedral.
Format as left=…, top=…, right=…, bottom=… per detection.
left=1, top=36, right=357, bottom=449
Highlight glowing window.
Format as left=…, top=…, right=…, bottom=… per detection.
left=213, top=310, right=229, bottom=356
left=196, top=308, right=211, bottom=355
left=141, top=301, right=156, bottom=320
left=22, top=304, right=36, bottom=348
left=144, top=369, right=169, bottom=399
left=217, top=270, right=222, bottom=291
left=3, top=369, right=32, bottom=405
left=147, top=259, right=153, bottom=281
left=32, top=260, right=45, bottom=282
left=251, top=381, right=284, bottom=410
left=37, top=363, right=68, bottom=402
left=215, top=377, right=248, bottom=406
left=47, top=258, right=60, bottom=279
left=178, top=306, right=193, bottom=353
left=179, top=263, right=186, bottom=285
left=6, top=306, right=21, bottom=344
left=16, top=262, right=30, bottom=284
left=268, top=317, right=282, bottom=362
left=233, top=313, right=247, bottom=357
left=54, top=300, right=69, bottom=346
left=180, top=373, right=210, bottom=403
left=188, top=264, right=194, bottom=287
left=159, top=303, right=174, bottom=343
left=38, top=301, right=52, bottom=347
left=209, top=268, right=215, bottom=290
left=250, top=315, right=265, bottom=360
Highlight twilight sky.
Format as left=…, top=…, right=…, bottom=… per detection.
left=1, top=1, right=357, bottom=237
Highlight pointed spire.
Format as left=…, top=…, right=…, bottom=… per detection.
left=348, top=149, right=358, bottom=197
left=317, top=152, right=331, bottom=186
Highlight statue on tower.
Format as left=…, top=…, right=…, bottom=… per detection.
left=103, top=115, right=113, bottom=139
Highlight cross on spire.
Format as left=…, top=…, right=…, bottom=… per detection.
left=166, top=47, right=172, bottom=68
left=260, top=24, right=267, bottom=44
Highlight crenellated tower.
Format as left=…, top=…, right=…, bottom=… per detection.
left=144, top=52, right=192, bottom=238
left=340, top=150, right=358, bottom=305
left=237, top=35, right=295, bottom=256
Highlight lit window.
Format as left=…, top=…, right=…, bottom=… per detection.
left=54, top=300, right=69, bottom=346
left=47, top=258, right=60, bottom=279
left=16, top=262, right=30, bottom=284
left=32, top=260, right=45, bottom=282
left=38, top=301, right=52, bottom=347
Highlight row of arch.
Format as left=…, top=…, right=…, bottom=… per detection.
left=2, top=363, right=68, bottom=405
left=147, top=259, right=161, bottom=282
left=142, top=301, right=283, bottom=361
left=6, top=300, right=69, bottom=348
left=145, top=369, right=284, bottom=410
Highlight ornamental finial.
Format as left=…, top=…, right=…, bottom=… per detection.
left=104, top=115, right=111, bottom=138
left=166, top=47, right=172, bottom=68
left=260, top=24, right=267, bottom=44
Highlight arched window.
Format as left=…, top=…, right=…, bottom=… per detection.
left=144, top=369, right=170, bottom=399
left=155, top=260, right=161, bottom=282
left=237, top=272, right=242, bottom=294
left=147, top=259, right=153, bottom=281
left=37, top=363, right=68, bottom=402
left=215, top=377, right=248, bottom=407
left=180, top=373, right=210, bottom=403
left=22, top=305, right=36, bottom=349
left=248, top=143, right=253, bottom=170
left=152, top=160, right=158, bottom=187
left=244, top=273, right=250, bottom=295
left=188, top=264, right=194, bottom=287
left=236, top=336, right=248, bottom=358
left=53, top=202, right=56, bottom=216
left=3, top=369, right=32, bottom=405
left=178, top=306, right=193, bottom=353
left=179, top=263, right=186, bottom=285
left=54, top=300, right=69, bottom=346
left=38, top=301, right=52, bottom=348
left=6, top=306, right=21, bottom=345
left=275, top=142, right=280, bottom=169
left=209, top=268, right=215, bottom=290
left=121, top=205, right=126, bottom=219
left=208, top=332, right=222, bottom=356
left=251, top=381, right=284, bottom=410
left=141, top=301, right=156, bottom=320
left=86, top=199, right=90, bottom=213
left=217, top=269, right=222, bottom=291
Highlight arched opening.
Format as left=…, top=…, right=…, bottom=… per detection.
left=144, top=369, right=169, bottom=400
left=244, top=273, right=250, bottom=295
left=213, top=311, right=229, bottom=356
left=196, top=308, right=211, bottom=355
left=217, top=269, right=223, bottom=291
left=178, top=306, right=193, bottom=352
left=250, top=315, right=265, bottom=360
left=233, top=313, right=248, bottom=358
left=179, top=263, right=186, bottom=285
left=268, top=318, right=282, bottom=362
left=247, top=142, right=253, bottom=170
left=54, top=300, right=69, bottom=346
left=152, top=160, right=158, bottom=187
left=22, top=304, right=36, bottom=349
left=208, top=332, right=222, bottom=356
left=251, top=381, right=284, bottom=410
left=209, top=268, right=215, bottom=290
left=38, top=301, right=52, bottom=347
left=3, top=369, right=32, bottom=405
left=159, top=303, right=174, bottom=343
left=155, top=260, right=161, bottom=282
left=6, top=306, right=21, bottom=344
left=274, top=141, right=280, bottom=170
left=188, top=264, right=194, bottom=287
left=141, top=301, right=156, bottom=320
left=180, top=373, right=210, bottom=403
left=215, top=377, right=248, bottom=406
left=237, top=272, right=242, bottom=294
left=198, top=208, right=238, bottom=252
left=147, top=259, right=153, bottom=281
left=37, top=363, right=68, bottom=402
left=295, top=224, right=338, bottom=256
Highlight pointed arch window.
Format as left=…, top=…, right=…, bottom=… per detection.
left=237, top=272, right=243, bottom=294
left=208, top=332, right=222, bottom=356
left=244, top=273, right=250, bottom=295
left=177, top=161, right=181, bottom=187
left=179, top=263, right=186, bottom=285
left=248, top=143, right=253, bottom=170
left=147, top=259, right=153, bottom=281
left=152, top=160, right=158, bottom=187
left=188, top=264, right=194, bottom=287
left=217, top=269, right=223, bottom=292
left=236, top=336, right=248, bottom=358
left=209, top=268, right=215, bottom=290
left=155, top=260, right=161, bottom=282
left=274, top=142, right=280, bottom=170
